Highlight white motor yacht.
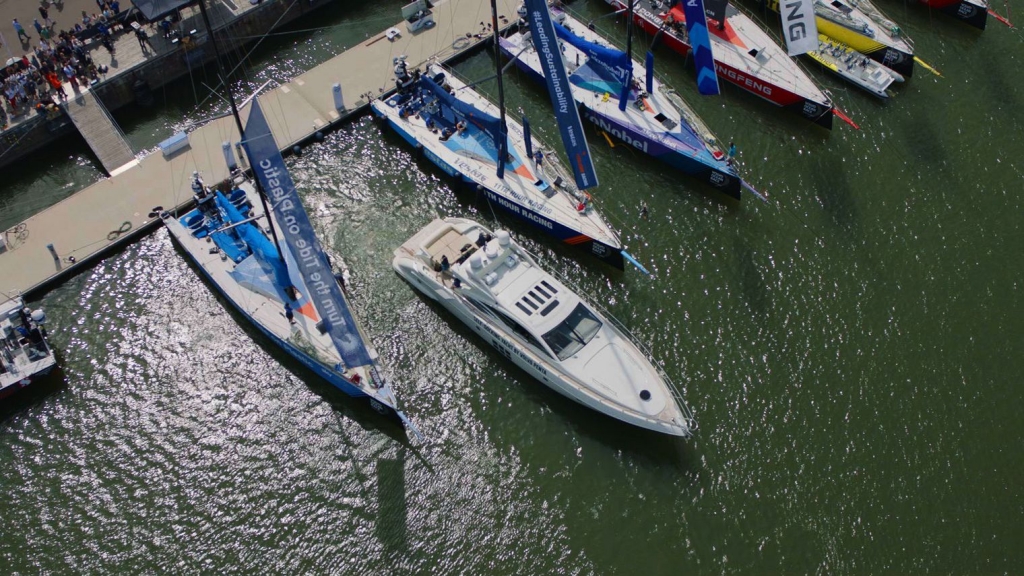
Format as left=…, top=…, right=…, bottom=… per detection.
left=0, top=296, right=57, bottom=400
left=394, top=217, right=696, bottom=436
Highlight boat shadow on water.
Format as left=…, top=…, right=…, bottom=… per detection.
left=811, top=155, right=860, bottom=236
left=0, top=364, right=69, bottom=424
left=375, top=450, right=411, bottom=554
left=167, top=240, right=414, bottom=447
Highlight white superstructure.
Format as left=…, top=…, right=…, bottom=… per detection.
left=394, top=218, right=696, bottom=436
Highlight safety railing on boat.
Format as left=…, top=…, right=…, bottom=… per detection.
left=516, top=244, right=699, bottom=433
left=575, top=3, right=818, bottom=102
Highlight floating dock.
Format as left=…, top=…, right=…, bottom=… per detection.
left=0, top=0, right=519, bottom=306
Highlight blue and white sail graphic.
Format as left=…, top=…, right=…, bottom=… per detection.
left=418, top=75, right=505, bottom=150
left=679, top=0, right=720, bottom=96
left=553, top=23, right=632, bottom=89
left=523, top=0, right=599, bottom=190
left=241, top=99, right=373, bottom=369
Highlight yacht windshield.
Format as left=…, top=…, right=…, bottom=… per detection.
left=542, top=303, right=603, bottom=361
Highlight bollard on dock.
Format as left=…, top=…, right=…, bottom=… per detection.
left=222, top=142, right=237, bottom=170
left=333, top=83, right=344, bottom=111
left=46, top=243, right=62, bottom=271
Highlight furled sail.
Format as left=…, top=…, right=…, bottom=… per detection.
left=523, top=0, right=599, bottom=190
left=675, top=0, right=721, bottom=95
left=241, top=99, right=373, bottom=369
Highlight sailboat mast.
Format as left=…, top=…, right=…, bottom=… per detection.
left=490, top=0, right=508, bottom=179
left=196, top=0, right=288, bottom=269
left=626, top=0, right=634, bottom=60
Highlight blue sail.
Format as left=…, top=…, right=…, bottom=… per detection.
left=678, top=0, right=721, bottom=95
left=417, top=76, right=505, bottom=150
left=550, top=21, right=633, bottom=111
left=241, top=99, right=373, bottom=369
left=214, top=191, right=290, bottom=292
left=523, top=0, right=599, bottom=190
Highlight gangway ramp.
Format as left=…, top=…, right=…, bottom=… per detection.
left=63, top=91, right=139, bottom=176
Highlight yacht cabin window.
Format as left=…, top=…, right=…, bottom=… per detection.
left=542, top=303, right=603, bottom=361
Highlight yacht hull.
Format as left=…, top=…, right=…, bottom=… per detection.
left=162, top=201, right=404, bottom=424
left=502, top=41, right=741, bottom=199
left=763, top=0, right=915, bottom=77
left=377, top=112, right=626, bottom=268
left=393, top=253, right=689, bottom=437
left=1, top=296, right=58, bottom=401
left=806, top=36, right=898, bottom=99
left=0, top=363, right=56, bottom=400
left=918, top=0, right=988, bottom=28
left=608, top=0, right=835, bottom=129
left=578, top=103, right=741, bottom=198
left=815, top=18, right=914, bottom=77
left=371, top=65, right=627, bottom=269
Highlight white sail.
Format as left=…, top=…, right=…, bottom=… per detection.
left=780, top=0, right=819, bottom=55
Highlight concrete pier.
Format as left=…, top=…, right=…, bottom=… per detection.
left=0, top=0, right=520, bottom=306
left=0, top=0, right=339, bottom=170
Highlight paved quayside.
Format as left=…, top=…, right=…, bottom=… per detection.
left=0, top=0, right=519, bottom=306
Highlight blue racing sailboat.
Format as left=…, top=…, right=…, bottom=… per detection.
left=371, top=2, right=627, bottom=269
left=162, top=0, right=418, bottom=437
left=163, top=101, right=418, bottom=436
left=503, top=1, right=742, bottom=199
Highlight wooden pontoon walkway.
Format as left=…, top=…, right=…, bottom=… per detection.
left=0, top=0, right=519, bottom=306
left=63, top=90, right=139, bottom=176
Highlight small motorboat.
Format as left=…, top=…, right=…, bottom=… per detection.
left=0, top=297, right=57, bottom=400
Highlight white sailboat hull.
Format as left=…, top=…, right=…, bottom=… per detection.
left=162, top=183, right=404, bottom=421
left=371, top=64, right=625, bottom=268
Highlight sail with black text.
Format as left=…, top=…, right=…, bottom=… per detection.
left=242, top=100, right=373, bottom=369
left=779, top=0, right=818, bottom=56
left=523, top=0, right=600, bottom=190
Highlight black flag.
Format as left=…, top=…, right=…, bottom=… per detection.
left=704, top=0, right=728, bottom=24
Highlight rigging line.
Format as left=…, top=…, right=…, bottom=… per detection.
left=214, top=14, right=400, bottom=41
left=214, top=0, right=302, bottom=96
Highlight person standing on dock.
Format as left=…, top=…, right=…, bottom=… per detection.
left=135, top=26, right=149, bottom=52
left=13, top=19, right=30, bottom=43
left=39, top=6, right=54, bottom=29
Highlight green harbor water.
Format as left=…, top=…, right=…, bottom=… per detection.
left=1, top=1, right=1022, bottom=573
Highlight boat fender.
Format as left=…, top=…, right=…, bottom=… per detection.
left=292, top=145, right=302, bottom=156
left=496, top=230, right=511, bottom=247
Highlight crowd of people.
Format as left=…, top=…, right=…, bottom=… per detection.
left=1, top=1, right=127, bottom=131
